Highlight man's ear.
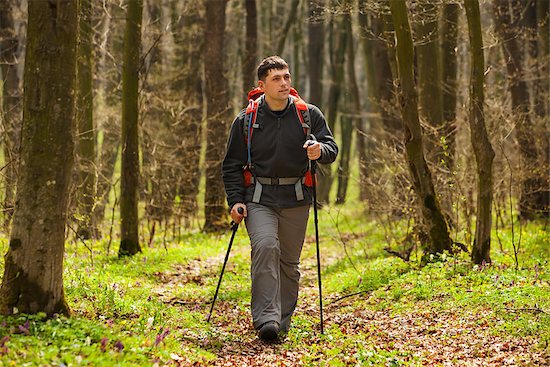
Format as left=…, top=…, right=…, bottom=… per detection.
left=258, top=80, right=265, bottom=91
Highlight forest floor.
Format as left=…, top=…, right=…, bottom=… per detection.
left=0, top=205, right=548, bottom=366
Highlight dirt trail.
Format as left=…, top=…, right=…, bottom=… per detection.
left=157, top=249, right=548, bottom=366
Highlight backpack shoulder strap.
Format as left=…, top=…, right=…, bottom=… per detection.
left=292, top=96, right=311, bottom=137
left=243, top=96, right=263, bottom=167
left=243, top=96, right=262, bottom=136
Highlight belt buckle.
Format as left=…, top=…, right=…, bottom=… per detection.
left=271, top=178, right=279, bottom=185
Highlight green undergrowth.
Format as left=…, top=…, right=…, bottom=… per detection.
left=0, top=209, right=547, bottom=366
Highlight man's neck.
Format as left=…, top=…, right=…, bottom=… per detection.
left=265, top=96, right=288, bottom=112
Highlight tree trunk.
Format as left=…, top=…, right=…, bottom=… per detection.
left=357, top=8, right=375, bottom=203
left=369, top=11, right=400, bottom=139
left=464, top=0, right=495, bottom=264
left=307, top=0, right=324, bottom=108
left=415, top=1, right=446, bottom=166
left=389, top=0, right=453, bottom=255
left=243, top=0, right=258, bottom=99
left=172, top=0, right=204, bottom=225
left=75, top=0, right=97, bottom=239
left=534, top=0, right=550, bottom=213
left=0, top=0, right=78, bottom=316
left=538, top=0, right=549, bottom=118
left=337, top=10, right=361, bottom=204
left=92, top=116, right=120, bottom=237
left=493, top=0, right=546, bottom=219
left=92, top=2, right=123, bottom=237
left=292, top=11, right=303, bottom=91
left=0, top=0, right=22, bottom=229
left=318, top=4, right=347, bottom=205
left=119, top=0, right=143, bottom=256
left=276, top=0, right=300, bottom=56
left=440, top=3, right=459, bottom=168
left=204, top=0, right=231, bottom=232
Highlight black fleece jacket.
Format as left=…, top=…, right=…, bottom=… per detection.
left=222, top=97, right=338, bottom=209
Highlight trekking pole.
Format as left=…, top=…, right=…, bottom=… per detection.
left=308, top=138, right=324, bottom=334
left=207, top=207, right=244, bottom=322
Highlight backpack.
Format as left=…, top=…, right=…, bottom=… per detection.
left=242, top=87, right=315, bottom=200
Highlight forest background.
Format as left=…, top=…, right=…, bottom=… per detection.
left=0, top=0, right=548, bottom=366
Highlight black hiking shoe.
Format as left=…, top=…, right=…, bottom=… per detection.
left=258, top=321, right=279, bottom=342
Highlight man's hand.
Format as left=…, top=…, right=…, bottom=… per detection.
left=303, top=140, right=321, bottom=160
left=231, top=203, right=247, bottom=223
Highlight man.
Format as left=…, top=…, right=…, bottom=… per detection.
left=222, top=56, right=338, bottom=342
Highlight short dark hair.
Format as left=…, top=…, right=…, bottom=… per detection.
left=257, top=56, right=289, bottom=81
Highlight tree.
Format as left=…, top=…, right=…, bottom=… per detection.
left=172, top=0, right=205, bottom=227
left=537, top=0, right=549, bottom=120
left=91, top=1, right=124, bottom=237
left=415, top=1, right=445, bottom=165
left=318, top=1, right=347, bottom=204
left=0, top=0, right=78, bottom=315
left=388, top=0, right=453, bottom=255
left=75, top=0, right=97, bottom=239
left=0, top=0, right=22, bottom=229
left=493, top=0, right=547, bottom=219
left=276, top=0, right=300, bottom=56
left=243, top=0, right=258, bottom=99
left=119, top=0, right=143, bottom=256
left=440, top=3, right=459, bottom=168
left=358, top=3, right=402, bottom=205
left=336, top=7, right=359, bottom=204
left=204, top=0, right=232, bottom=232
left=307, top=0, right=325, bottom=108
left=464, top=0, right=495, bottom=264
left=533, top=0, right=549, bottom=214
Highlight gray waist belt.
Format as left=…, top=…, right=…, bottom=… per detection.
left=250, top=176, right=305, bottom=202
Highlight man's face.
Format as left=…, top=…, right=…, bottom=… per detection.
left=259, top=68, right=291, bottom=102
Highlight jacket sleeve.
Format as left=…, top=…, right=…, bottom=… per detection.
left=222, top=111, right=247, bottom=209
left=309, top=104, right=338, bottom=164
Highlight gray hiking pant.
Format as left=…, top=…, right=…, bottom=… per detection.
left=245, top=202, right=310, bottom=332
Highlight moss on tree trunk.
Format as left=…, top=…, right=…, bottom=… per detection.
left=0, top=0, right=78, bottom=316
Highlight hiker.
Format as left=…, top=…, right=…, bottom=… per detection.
left=222, top=56, right=338, bottom=341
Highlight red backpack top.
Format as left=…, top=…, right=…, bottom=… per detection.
left=243, top=87, right=311, bottom=145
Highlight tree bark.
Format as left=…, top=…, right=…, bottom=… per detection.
left=493, top=0, right=547, bottom=219
left=307, top=0, right=324, bottom=108
left=75, top=0, right=97, bottom=239
left=389, top=0, right=453, bottom=255
left=0, top=0, right=78, bottom=316
left=91, top=2, right=122, bottom=237
left=337, top=10, right=361, bottom=204
left=440, top=3, right=459, bottom=168
left=0, top=0, right=22, bottom=229
left=318, top=3, right=347, bottom=205
left=119, top=0, right=143, bottom=256
left=464, top=0, right=495, bottom=264
left=415, top=1, right=445, bottom=166
left=243, top=0, right=258, bottom=99
left=204, top=0, right=232, bottom=232
left=535, top=0, right=550, bottom=213
left=172, top=0, right=204, bottom=225
left=538, top=0, right=549, bottom=118
left=276, top=0, right=300, bottom=56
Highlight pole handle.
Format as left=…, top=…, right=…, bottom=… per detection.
left=230, top=207, right=245, bottom=229
left=306, top=134, right=318, bottom=174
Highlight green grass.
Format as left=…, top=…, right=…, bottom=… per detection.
left=0, top=205, right=547, bottom=366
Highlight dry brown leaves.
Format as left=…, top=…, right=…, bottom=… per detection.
left=154, top=255, right=548, bottom=366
